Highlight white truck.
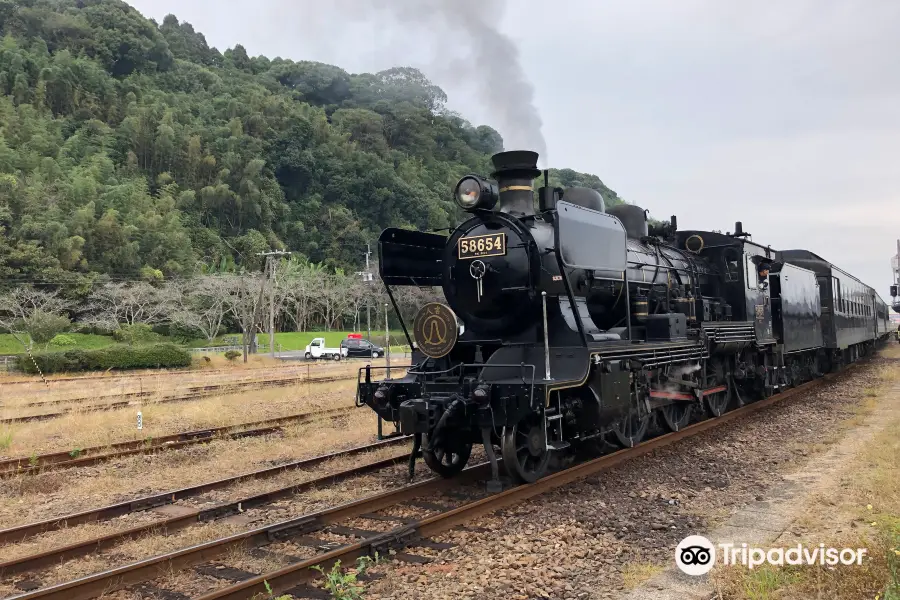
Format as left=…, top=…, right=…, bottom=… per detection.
left=304, top=337, right=348, bottom=360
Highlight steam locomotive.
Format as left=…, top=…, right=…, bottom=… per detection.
left=357, top=150, right=893, bottom=489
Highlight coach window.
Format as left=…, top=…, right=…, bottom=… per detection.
left=833, top=278, right=841, bottom=313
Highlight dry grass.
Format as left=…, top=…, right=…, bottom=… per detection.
left=622, top=562, right=665, bottom=589
left=0, top=376, right=363, bottom=457
left=0, top=359, right=374, bottom=408
left=0, top=403, right=400, bottom=533
left=713, top=352, right=900, bottom=600
left=0, top=426, right=12, bottom=451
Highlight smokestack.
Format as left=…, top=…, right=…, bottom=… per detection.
left=491, top=150, right=540, bottom=216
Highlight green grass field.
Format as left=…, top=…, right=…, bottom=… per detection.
left=0, top=331, right=409, bottom=355
left=0, top=333, right=115, bottom=355
left=187, top=331, right=406, bottom=351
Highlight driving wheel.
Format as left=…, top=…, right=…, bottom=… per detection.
left=501, top=413, right=551, bottom=483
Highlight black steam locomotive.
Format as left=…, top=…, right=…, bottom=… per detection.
left=357, top=150, right=893, bottom=489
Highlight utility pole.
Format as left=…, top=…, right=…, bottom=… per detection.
left=258, top=250, right=292, bottom=357
left=365, top=244, right=372, bottom=342
left=357, top=243, right=374, bottom=341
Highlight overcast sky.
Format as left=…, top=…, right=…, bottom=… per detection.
left=127, top=0, right=900, bottom=304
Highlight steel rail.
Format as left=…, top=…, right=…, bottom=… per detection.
left=0, top=367, right=307, bottom=387
left=0, top=434, right=409, bottom=545
left=14, top=373, right=338, bottom=408
left=0, top=449, right=415, bottom=576
left=0, top=407, right=351, bottom=475
left=6, top=462, right=472, bottom=600
left=6, top=368, right=848, bottom=600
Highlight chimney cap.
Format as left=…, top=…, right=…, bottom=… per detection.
left=491, top=150, right=541, bottom=179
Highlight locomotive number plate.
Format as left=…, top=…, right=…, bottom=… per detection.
left=458, top=233, right=506, bottom=259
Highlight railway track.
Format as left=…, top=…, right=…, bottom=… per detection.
left=0, top=362, right=364, bottom=388
left=7, top=367, right=353, bottom=409
left=1, top=369, right=843, bottom=600
left=0, top=437, right=413, bottom=575
left=0, top=373, right=352, bottom=425
left=0, top=407, right=353, bottom=476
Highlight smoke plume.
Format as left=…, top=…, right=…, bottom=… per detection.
left=660, top=363, right=703, bottom=394
left=318, top=0, right=547, bottom=162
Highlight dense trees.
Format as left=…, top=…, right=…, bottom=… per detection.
left=0, top=0, right=623, bottom=317
left=0, top=265, right=435, bottom=360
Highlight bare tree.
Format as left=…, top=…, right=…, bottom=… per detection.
left=83, top=282, right=171, bottom=329
left=391, top=284, right=442, bottom=323
left=318, top=269, right=357, bottom=331
left=345, top=275, right=369, bottom=332
left=167, top=277, right=230, bottom=344
left=0, top=286, right=72, bottom=351
left=281, top=260, right=325, bottom=332
left=219, top=274, right=267, bottom=362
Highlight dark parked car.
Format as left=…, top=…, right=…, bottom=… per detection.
left=340, top=338, right=385, bottom=358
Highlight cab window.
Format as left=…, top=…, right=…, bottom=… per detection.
left=746, top=256, right=756, bottom=290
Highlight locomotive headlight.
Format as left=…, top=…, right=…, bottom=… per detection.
left=454, top=176, right=498, bottom=212
left=373, top=386, right=389, bottom=406
left=472, top=385, right=491, bottom=404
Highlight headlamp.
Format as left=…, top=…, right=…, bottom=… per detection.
left=472, top=385, right=491, bottom=404
left=373, top=386, right=389, bottom=405
left=454, top=176, right=498, bottom=212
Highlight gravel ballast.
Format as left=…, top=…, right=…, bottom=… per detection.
left=365, top=355, right=895, bottom=600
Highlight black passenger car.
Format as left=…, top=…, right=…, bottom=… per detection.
left=341, top=338, right=384, bottom=358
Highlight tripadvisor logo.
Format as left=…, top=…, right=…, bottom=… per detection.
left=676, top=535, right=716, bottom=576
left=675, top=535, right=869, bottom=575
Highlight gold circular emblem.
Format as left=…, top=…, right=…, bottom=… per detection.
left=685, top=234, right=704, bottom=254
left=412, top=303, right=458, bottom=359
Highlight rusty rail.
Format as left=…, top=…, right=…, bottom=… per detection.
left=0, top=374, right=351, bottom=425
left=0, top=434, right=409, bottom=546
left=0, top=407, right=351, bottom=475
left=0, top=449, right=414, bottom=576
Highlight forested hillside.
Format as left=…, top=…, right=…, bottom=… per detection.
left=0, top=0, right=622, bottom=292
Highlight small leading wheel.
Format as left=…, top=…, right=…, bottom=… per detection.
left=422, top=437, right=472, bottom=478
left=610, top=412, right=650, bottom=448
left=501, top=413, right=551, bottom=483
left=304, top=352, right=312, bottom=359
left=658, top=402, right=692, bottom=432
left=372, top=351, right=380, bottom=359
